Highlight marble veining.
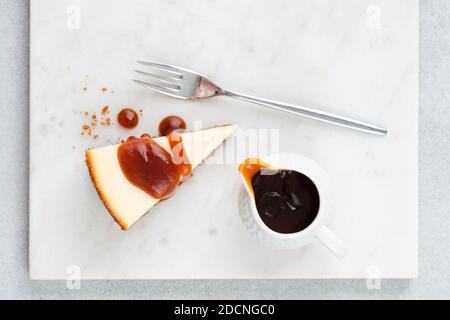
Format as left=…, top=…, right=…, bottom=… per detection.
left=30, top=0, right=418, bottom=279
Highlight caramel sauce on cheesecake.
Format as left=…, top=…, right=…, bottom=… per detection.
left=117, top=130, right=191, bottom=200
left=167, top=130, right=192, bottom=179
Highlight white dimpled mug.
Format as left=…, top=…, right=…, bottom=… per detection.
left=238, top=153, right=348, bottom=258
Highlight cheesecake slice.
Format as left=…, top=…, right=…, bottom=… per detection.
left=86, top=124, right=236, bottom=230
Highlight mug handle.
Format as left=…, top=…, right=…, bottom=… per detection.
left=315, top=225, right=348, bottom=259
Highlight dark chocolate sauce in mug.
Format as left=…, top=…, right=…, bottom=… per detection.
left=239, top=158, right=320, bottom=234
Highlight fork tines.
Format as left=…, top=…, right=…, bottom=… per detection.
left=134, top=61, right=183, bottom=95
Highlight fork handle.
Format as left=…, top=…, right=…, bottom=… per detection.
left=223, top=91, right=387, bottom=135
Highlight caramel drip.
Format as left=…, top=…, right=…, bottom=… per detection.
left=159, top=115, right=186, bottom=136
left=117, top=108, right=139, bottom=129
left=168, top=130, right=192, bottom=179
left=238, top=158, right=274, bottom=196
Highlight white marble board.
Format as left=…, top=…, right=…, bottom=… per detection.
left=30, top=0, right=418, bottom=279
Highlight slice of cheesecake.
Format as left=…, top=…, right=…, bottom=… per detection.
left=86, top=124, right=236, bottom=230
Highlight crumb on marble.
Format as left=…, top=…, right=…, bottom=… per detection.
left=99, top=106, right=112, bottom=126
left=79, top=105, right=114, bottom=139
left=91, top=113, right=98, bottom=127
left=100, top=118, right=112, bottom=126
left=101, top=106, right=109, bottom=114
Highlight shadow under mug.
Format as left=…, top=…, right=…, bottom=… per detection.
left=238, top=153, right=348, bottom=258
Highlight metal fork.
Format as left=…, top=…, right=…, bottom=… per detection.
left=134, top=61, right=387, bottom=135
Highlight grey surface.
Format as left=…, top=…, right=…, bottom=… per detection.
left=0, top=0, right=448, bottom=299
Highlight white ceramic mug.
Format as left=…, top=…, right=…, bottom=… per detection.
left=238, top=153, right=348, bottom=258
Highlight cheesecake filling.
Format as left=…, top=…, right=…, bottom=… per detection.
left=117, top=132, right=192, bottom=200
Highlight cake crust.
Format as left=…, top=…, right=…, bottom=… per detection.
left=86, top=150, right=130, bottom=230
